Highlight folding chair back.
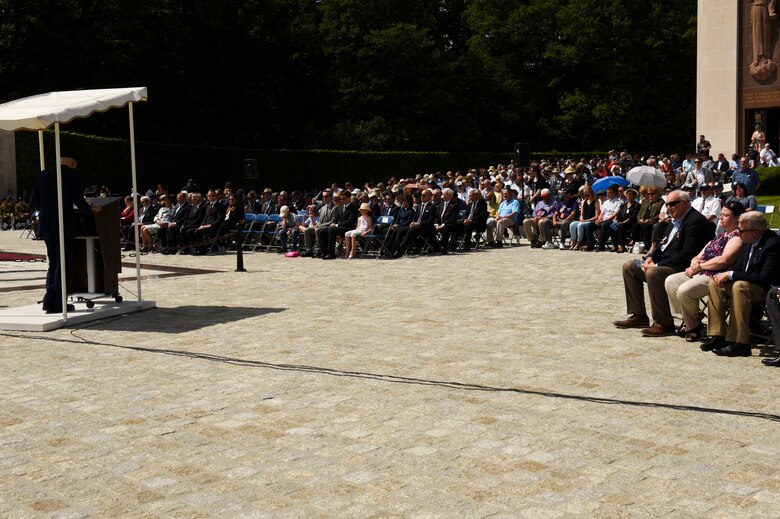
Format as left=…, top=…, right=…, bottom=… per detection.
left=263, top=214, right=283, bottom=252
left=361, top=215, right=394, bottom=257
left=241, top=213, right=266, bottom=249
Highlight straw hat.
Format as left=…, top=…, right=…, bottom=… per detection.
left=359, top=203, right=371, bottom=212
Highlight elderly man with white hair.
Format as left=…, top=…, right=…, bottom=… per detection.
left=614, top=189, right=713, bottom=337
left=434, top=187, right=461, bottom=254
left=760, top=142, right=780, bottom=167
left=702, top=211, right=780, bottom=356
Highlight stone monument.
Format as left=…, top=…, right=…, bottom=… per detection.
left=697, top=1, right=780, bottom=157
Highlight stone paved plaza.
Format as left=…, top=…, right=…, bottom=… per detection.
left=1, top=230, right=779, bottom=518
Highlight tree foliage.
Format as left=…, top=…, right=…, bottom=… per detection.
left=0, top=0, right=696, bottom=151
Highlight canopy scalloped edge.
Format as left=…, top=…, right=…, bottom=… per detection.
left=0, top=87, right=147, bottom=132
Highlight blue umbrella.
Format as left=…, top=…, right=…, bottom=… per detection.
left=591, top=175, right=630, bottom=193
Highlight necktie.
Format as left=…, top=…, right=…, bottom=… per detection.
left=747, top=245, right=756, bottom=270
left=418, top=203, right=425, bottom=223
left=441, top=202, right=447, bottom=219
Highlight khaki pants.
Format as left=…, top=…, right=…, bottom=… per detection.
left=707, top=280, right=766, bottom=344
left=664, top=272, right=710, bottom=324
left=622, top=260, right=677, bottom=327
left=488, top=217, right=515, bottom=243
left=523, top=218, right=553, bottom=244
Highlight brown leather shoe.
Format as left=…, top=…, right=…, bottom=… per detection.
left=641, top=323, right=676, bottom=337
left=614, top=314, right=650, bottom=329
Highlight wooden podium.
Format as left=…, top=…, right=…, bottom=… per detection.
left=73, top=196, right=123, bottom=302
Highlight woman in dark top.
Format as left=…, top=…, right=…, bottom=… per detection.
left=608, top=188, right=640, bottom=253
left=389, top=193, right=415, bottom=252
left=569, top=186, right=600, bottom=250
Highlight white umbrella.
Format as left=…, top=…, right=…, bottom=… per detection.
left=626, top=165, right=667, bottom=188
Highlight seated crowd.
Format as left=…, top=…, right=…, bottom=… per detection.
left=101, top=147, right=772, bottom=263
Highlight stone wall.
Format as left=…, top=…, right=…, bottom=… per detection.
left=696, top=0, right=739, bottom=156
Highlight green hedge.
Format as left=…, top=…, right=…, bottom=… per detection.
left=19, top=131, right=735, bottom=196
left=17, top=131, right=532, bottom=194
left=755, top=166, right=780, bottom=195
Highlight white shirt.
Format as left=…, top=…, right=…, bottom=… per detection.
left=760, top=147, right=780, bottom=166
left=600, top=196, right=623, bottom=219
left=692, top=194, right=721, bottom=222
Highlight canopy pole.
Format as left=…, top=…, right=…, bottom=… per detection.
left=37, top=131, right=45, bottom=170
left=54, top=124, right=68, bottom=321
left=129, top=102, right=142, bottom=306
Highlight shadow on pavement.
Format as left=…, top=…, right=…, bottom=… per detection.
left=77, top=305, right=286, bottom=333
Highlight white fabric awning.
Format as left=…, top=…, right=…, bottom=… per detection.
left=0, top=87, right=148, bottom=131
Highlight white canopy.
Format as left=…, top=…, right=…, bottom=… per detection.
left=0, top=87, right=148, bottom=323
left=0, top=87, right=147, bottom=131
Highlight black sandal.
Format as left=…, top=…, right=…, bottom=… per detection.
left=685, top=324, right=707, bottom=342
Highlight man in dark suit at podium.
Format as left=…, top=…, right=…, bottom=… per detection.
left=30, top=151, right=101, bottom=313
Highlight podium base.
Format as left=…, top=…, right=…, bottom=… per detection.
left=0, top=298, right=156, bottom=332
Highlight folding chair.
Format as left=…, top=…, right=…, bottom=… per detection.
left=360, top=216, right=394, bottom=258
left=262, top=214, right=283, bottom=252
left=240, top=213, right=264, bottom=250
left=507, top=215, right=525, bottom=246
left=20, top=210, right=40, bottom=240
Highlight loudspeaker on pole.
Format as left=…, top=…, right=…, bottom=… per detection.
left=514, top=143, right=530, bottom=168
left=243, top=159, right=258, bottom=180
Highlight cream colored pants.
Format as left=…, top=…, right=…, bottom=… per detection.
left=664, top=272, right=710, bottom=324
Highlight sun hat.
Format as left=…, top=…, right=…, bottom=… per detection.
left=359, top=203, right=371, bottom=212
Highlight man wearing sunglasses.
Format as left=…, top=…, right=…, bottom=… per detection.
left=702, top=212, right=780, bottom=356
left=615, top=189, right=713, bottom=336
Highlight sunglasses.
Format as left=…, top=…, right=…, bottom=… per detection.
left=666, top=200, right=684, bottom=207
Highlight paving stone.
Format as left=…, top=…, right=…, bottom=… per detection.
left=2, top=231, right=780, bottom=516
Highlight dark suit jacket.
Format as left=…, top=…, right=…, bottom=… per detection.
left=436, top=199, right=460, bottom=226
left=171, top=202, right=190, bottom=225
left=30, top=165, right=91, bottom=237
left=370, top=203, right=381, bottom=222
left=395, top=206, right=415, bottom=227
left=732, top=231, right=780, bottom=289
left=383, top=203, right=400, bottom=219
left=714, top=159, right=730, bottom=175
left=335, top=201, right=358, bottom=229
left=414, top=201, right=436, bottom=231
left=183, top=202, right=207, bottom=229
left=202, top=201, right=226, bottom=227
left=465, top=198, right=488, bottom=230
left=260, top=200, right=277, bottom=215
left=138, top=204, right=157, bottom=225
left=222, top=206, right=244, bottom=231
left=652, top=208, right=712, bottom=271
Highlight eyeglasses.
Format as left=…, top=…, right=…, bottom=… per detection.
left=737, top=227, right=757, bottom=235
